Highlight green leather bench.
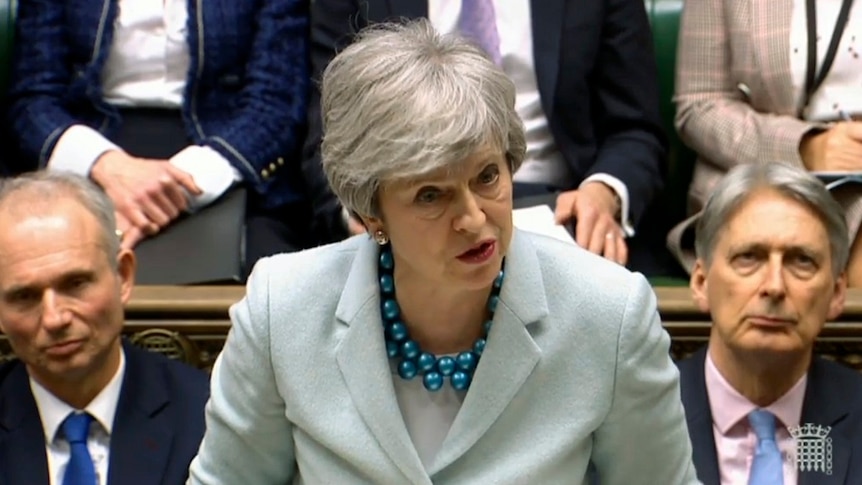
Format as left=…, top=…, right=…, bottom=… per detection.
left=0, top=0, right=14, bottom=97
left=645, top=0, right=697, bottom=286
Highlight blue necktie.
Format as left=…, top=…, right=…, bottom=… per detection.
left=457, top=0, right=502, bottom=65
left=62, top=412, right=97, bottom=485
left=748, top=409, right=784, bottom=485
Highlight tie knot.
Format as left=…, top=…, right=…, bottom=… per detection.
left=748, top=409, right=777, bottom=442
left=62, top=412, right=92, bottom=444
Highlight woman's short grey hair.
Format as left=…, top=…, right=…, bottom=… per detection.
left=695, top=162, right=849, bottom=276
left=0, top=171, right=121, bottom=269
left=320, top=19, right=527, bottom=217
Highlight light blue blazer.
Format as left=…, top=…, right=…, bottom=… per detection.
left=188, top=230, right=699, bottom=484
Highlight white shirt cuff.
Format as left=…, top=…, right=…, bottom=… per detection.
left=47, top=125, right=122, bottom=176
left=169, top=146, right=243, bottom=212
left=580, top=174, right=635, bottom=237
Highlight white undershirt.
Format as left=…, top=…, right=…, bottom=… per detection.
left=29, top=348, right=126, bottom=485
left=47, top=0, right=240, bottom=212
left=391, top=357, right=466, bottom=469
left=429, top=0, right=634, bottom=236
left=790, top=0, right=862, bottom=121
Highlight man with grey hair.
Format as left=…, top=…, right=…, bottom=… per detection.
left=0, top=171, right=209, bottom=485
left=677, top=162, right=862, bottom=484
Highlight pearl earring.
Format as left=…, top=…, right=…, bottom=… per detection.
left=373, top=229, right=389, bottom=245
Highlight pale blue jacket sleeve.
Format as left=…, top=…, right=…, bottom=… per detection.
left=187, top=260, right=297, bottom=484
left=591, top=275, right=701, bottom=484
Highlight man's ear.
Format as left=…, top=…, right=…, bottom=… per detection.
left=116, top=249, right=136, bottom=304
left=827, top=271, right=848, bottom=321
left=690, top=259, right=711, bottom=313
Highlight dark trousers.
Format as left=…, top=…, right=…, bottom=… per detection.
left=112, top=108, right=311, bottom=279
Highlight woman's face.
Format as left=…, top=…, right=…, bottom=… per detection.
left=368, top=144, right=513, bottom=292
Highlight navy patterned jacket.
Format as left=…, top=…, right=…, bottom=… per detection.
left=6, top=0, right=310, bottom=208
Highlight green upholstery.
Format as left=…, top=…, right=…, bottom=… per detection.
left=648, top=0, right=697, bottom=220
left=646, top=0, right=698, bottom=231
left=0, top=0, right=14, bottom=96
left=645, top=0, right=696, bottom=286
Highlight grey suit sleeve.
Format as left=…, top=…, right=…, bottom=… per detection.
left=187, top=261, right=296, bottom=484
left=591, top=275, right=701, bottom=484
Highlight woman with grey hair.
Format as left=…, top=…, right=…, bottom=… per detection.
left=188, top=20, right=698, bottom=485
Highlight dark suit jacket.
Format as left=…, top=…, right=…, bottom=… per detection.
left=0, top=341, right=209, bottom=485
left=6, top=0, right=309, bottom=208
left=678, top=346, right=862, bottom=485
left=302, top=0, right=667, bottom=243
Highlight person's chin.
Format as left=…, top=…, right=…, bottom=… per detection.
left=736, top=332, right=805, bottom=356
left=454, top=256, right=503, bottom=289
left=43, top=345, right=95, bottom=374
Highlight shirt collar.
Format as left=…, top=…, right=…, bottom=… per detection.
left=705, top=350, right=807, bottom=435
left=29, top=346, right=127, bottom=442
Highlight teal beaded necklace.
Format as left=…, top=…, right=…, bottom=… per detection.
left=378, top=245, right=505, bottom=391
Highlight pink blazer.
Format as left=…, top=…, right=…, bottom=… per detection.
left=667, top=0, right=832, bottom=270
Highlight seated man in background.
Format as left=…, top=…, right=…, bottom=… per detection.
left=0, top=172, right=209, bottom=485
left=678, top=162, right=862, bottom=484
left=5, top=0, right=311, bottom=274
left=303, top=0, right=670, bottom=275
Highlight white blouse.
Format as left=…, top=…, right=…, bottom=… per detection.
left=790, top=0, right=862, bottom=121
left=101, top=0, right=189, bottom=107
left=47, top=0, right=239, bottom=212
left=391, top=358, right=466, bottom=469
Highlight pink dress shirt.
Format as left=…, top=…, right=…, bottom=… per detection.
left=705, top=353, right=806, bottom=484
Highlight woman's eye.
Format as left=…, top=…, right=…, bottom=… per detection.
left=415, top=188, right=441, bottom=204
left=478, top=165, right=500, bottom=185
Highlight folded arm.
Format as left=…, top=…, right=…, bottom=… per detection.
left=194, top=0, right=310, bottom=198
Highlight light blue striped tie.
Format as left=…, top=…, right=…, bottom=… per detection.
left=457, top=0, right=502, bottom=65
left=748, top=409, right=784, bottom=485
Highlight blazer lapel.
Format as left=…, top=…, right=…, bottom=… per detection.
left=797, top=359, right=851, bottom=485
left=750, top=0, right=796, bottom=112
left=428, top=230, right=544, bottom=474
left=529, top=0, right=566, bottom=120
left=679, top=347, right=721, bottom=485
left=335, top=239, right=430, bottom=485
left=107, top=344, right=173, bottom=485
left=0, top=364, right=51, bottom=485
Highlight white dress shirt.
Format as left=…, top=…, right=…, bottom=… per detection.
left=429, top=0, right=634, bottom=236
left=47, top=0, right=241, bottom=211
left=790, top=0, right=862, bottom=121
left=29, top=349, right=127, bottom=485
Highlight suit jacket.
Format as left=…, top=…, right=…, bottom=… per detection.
left=188, top=229, right=698, bottom=484
left=667, top=0, right=833, bottom=270
left=5, top=0, right=309, bottom=209
left=302, top=0, right=667, bottom=243
left=0, top=341, right=210, bottom=485
left=678, top=346, right=862, bottom=485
